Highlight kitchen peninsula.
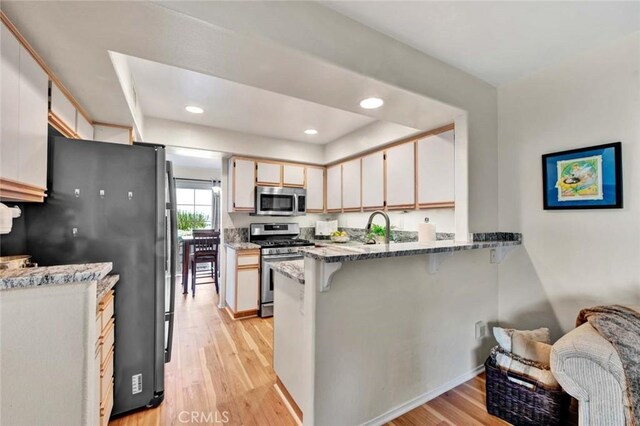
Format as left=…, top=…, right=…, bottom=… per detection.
left=272, top=235, right=521, bottom=425
left=0, top=263, right=116, bottom=426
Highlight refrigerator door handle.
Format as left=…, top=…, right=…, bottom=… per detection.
left=165, top=160, right=177, bottom=363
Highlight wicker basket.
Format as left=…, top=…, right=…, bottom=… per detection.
left=485, top=356, right=570, bottom=426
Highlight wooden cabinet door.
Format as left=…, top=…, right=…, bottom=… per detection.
left=306, top=166, right=325, bottom=212
left=326, top=164, right=342, bottom=212
left=417, top=130, right=455, bottom=207
left=232, top=158, right=256, bottom=211
left=256, top=161, right=282, bottom=186
left=361, top=151, right=385, bottom=210
left=283, top=164, right=305, bottom=187
left=18, top=44, right=48, bottom=189
left=50, top=82, right=77, bottom=136
left=341, top=159, right=361, bottom=211
left=1, top=23, right=20, bottom=182
left=236, top=268, right=259, bottom=312
left=385, top=142, right=415, bottom=209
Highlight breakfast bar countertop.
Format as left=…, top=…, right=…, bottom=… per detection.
left=300, top=238, right=522, bottom=263
left=271, top=259, right=305, bottom=284
left=224, top=242, right=261, bottom=250
left=0, top=262, right=113, bottom=290
left=96, top=274, right=119, bottom=301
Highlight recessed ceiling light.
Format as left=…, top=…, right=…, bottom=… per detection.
left=304, top=129, right=318, bottom=135
left=185, top=105, right=204, bottom=114
left=359, top=97, right=384, bottom=109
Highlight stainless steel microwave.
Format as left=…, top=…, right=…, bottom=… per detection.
left=253, top=186, right=306, bottom=216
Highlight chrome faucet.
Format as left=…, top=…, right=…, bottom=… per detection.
left=365, top=210, right=391, bottom=244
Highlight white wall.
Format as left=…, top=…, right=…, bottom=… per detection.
left=144, top=117, right=325, bottom=165
left=172, top=165, right=221, bottom=181
left=324, top=121, right=420, bottom=164
left=328, top=209, right=455, bottom=235
left=498, top=33, right=640, bottom=338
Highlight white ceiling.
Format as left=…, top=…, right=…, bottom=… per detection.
left=126, top=55, right=375, bottom=144
left=1, top=1, right=461, bottom=140
left=322, top=1, right=640, bottom=86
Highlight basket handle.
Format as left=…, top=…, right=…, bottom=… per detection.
left=506, top=372, right=538, bottom=391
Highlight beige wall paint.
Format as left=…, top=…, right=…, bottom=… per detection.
left=497, top=33, right=640, bottom=338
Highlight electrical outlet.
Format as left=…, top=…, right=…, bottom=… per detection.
left=475, top=321, right=487, bottom=340
left=490, top=249, right=497, bottom=264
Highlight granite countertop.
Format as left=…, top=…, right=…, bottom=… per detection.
left=97, top=274, right=119, bottom=302
left=0, top=262, right=113, bottom=290
left=271, top=260, right=305, bottom=284
left=300, top=239, right=522, bottom=263
left=224, top=242, right=261, bottom=250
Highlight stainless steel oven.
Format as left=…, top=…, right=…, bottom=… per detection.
left=249, top=223, right=313, bottom=317
left=254, top=186, right=306, bottom=216
left=260, top=251, right=304, bottom=317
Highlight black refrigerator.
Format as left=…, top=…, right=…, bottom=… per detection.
left=25, top=136, right=177, bottom=416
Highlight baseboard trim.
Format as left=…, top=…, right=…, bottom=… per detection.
left=274, top=379, right=303, bottom=426
left=359, top=364, right=485, bottom=426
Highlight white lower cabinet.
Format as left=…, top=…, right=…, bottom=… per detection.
left=225, top=247, right=260, bottom=318
left=236, top=268, right=260, bottom=312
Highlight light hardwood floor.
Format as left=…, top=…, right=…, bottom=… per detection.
left=110, top=280, right=572, bottom=426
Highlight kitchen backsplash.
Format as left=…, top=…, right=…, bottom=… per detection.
left=222, top=226, right=456, bottom=243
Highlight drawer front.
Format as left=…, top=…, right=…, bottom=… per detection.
left=100, top=348, right=114, bottom=402
left=237, top=254, right=259, bottom=267
left=100, top=319, right=115, bottom=365
left=95, top=310, right=102, bottom=344
left=100, top=379, right=114, bottom=426
left=98, top=290, right=114, bottom=332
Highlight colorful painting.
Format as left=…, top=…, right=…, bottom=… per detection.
left=542, top=142, right=622, bottom=209
left=556, top=155, right=603, bottom=201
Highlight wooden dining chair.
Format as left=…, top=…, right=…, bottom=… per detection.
left=191, top=229, right=221, bottom=296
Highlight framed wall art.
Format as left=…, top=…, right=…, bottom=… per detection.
left=542, top=142, right=622, bottom=210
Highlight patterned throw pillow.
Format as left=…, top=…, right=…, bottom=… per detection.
left=493, top=326, right=550, bottom=353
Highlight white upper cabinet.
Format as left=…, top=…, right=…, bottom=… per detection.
left=50, top=82, right=77, bottom=135
left=306, top=166, right=324, bottom=212
left=17, top=43, right=48, bottom=188
left=283, top=164, right=305, bottom=187
left=76, top=111, right=94, bottom=141
left=1, top=23, right=20, bottom=183
left=326, top=164, right=342, bottom=212
left=341, top=159, right=361, bottom=211
left=417, top=130, right=455, bottom=206
left=361, top=151, right=384, bottom=210
left=229, top=158, right=256, bottom=211
left=385, top=142, right=415, bottom=209
left=256, top=161, right=281, bottom=186
left=0, top=22, right=48, bottom=195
